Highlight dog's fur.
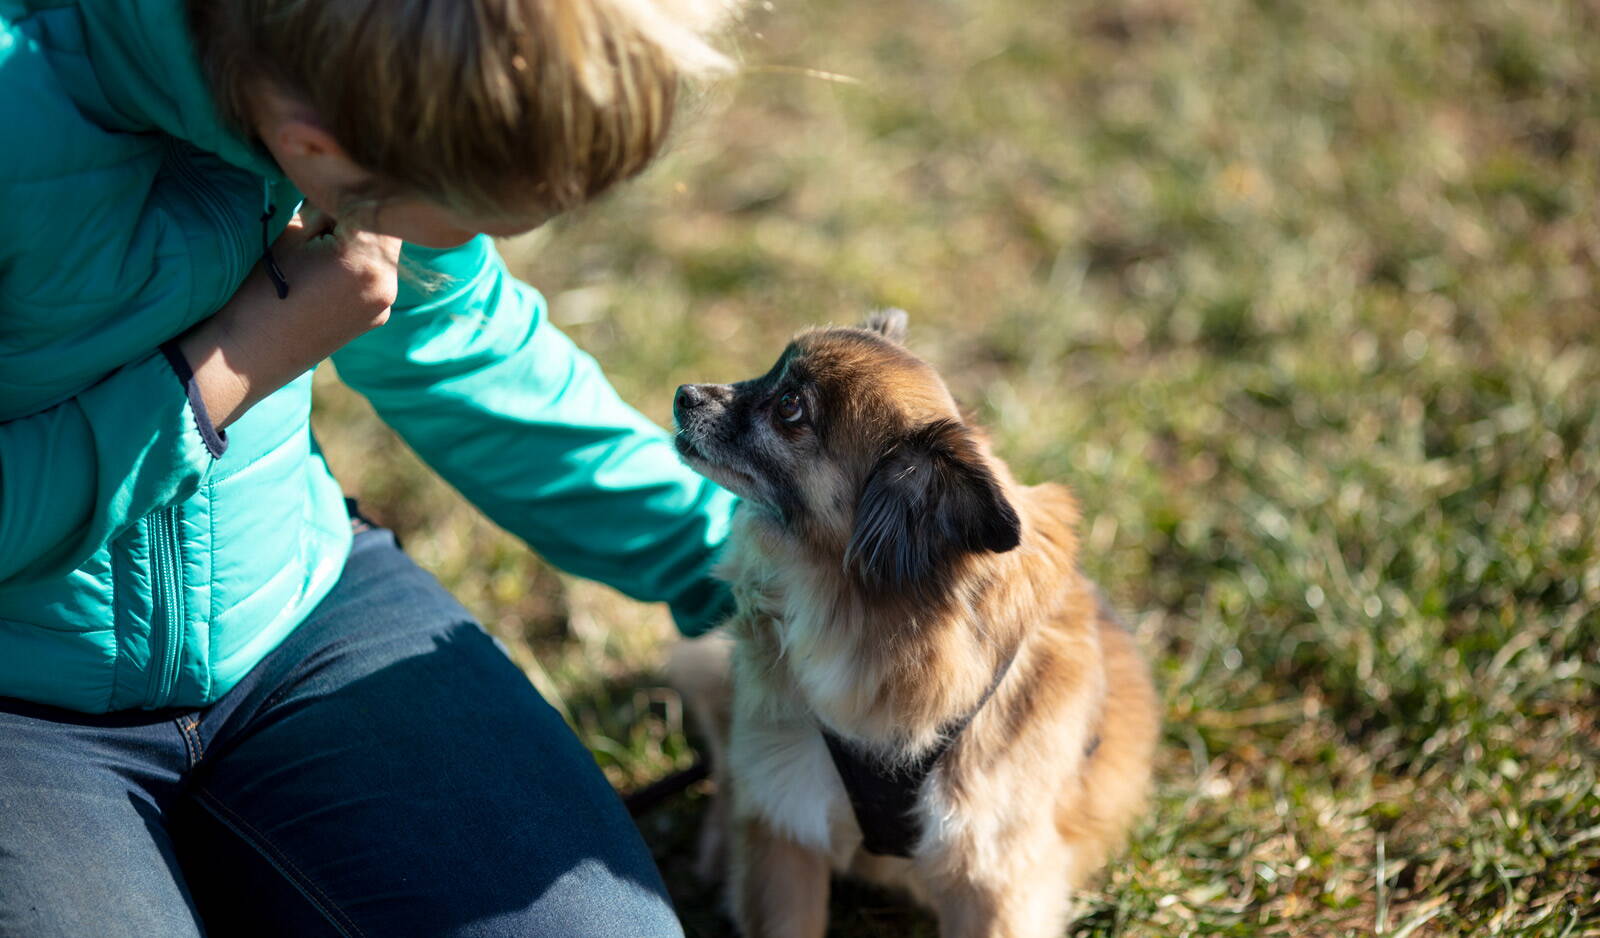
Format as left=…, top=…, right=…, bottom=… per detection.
left=668, top=311, right=1159, bottom=938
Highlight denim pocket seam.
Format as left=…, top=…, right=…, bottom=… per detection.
left=190, top=788, right=367, bottom=938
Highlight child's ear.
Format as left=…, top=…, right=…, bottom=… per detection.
left=846, top=419, right=1021, bottom=593
left=861, top=308, right=909, bottom=344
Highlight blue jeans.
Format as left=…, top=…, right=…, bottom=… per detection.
left=0, top=528, right=684, bottom=937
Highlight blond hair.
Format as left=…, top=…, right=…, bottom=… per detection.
left=190, top=0, right=737, bottom=216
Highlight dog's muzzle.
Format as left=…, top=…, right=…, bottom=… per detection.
left=673, top=383, right=733, bottom=432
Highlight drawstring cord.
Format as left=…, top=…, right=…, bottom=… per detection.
left=261, top=180, right=290, bottom=299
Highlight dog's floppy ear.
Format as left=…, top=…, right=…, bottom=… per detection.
left=862, top=308, right=908, bottom=345
left=846, top=418, right=1021, bottom=592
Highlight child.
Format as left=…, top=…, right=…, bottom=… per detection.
left=0, top=0, right=737, bottom=934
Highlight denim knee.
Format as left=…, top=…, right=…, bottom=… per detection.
left=459, top=856, right=684, bottom=938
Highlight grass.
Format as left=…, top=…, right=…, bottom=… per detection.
left=310, top=0, right=1600, bottom=934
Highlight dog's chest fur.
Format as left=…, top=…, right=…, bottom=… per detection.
left=726, top=637, right=861, bottom=862
left=717, top=513, right=952, bottom=863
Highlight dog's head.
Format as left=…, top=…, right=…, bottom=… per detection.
left=674, top=310, right=1021, bottom=596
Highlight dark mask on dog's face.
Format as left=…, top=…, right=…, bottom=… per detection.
left=674, top=310, right=1021, bottom=599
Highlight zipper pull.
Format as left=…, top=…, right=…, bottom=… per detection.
left=261, top=180, right=290, bottom=299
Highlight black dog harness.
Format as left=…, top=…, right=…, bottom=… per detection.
left=817, top=650, right=1018, bottom=857
left=820, top=651, right=1105, bottom=857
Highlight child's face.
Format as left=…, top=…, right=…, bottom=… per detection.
left=278, top=147, right=549, bottom=248
left=258, top=93, right=550, bottom=248
left=359, top=197, right=552, bottom=249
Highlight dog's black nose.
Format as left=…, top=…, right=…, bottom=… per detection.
left=675, top=385, right=708, bottom=413
left=675, top=384, right=730, bottom=425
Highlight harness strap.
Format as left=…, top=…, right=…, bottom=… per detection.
left=819, top=647, right=1018, bottom=858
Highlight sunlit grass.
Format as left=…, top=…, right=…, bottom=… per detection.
left=313, top=0, right=1600, bottom=933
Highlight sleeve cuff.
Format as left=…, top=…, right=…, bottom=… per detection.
left=159, top=341, right=228, bottom=458
left=667, top=576, right=737, bottom=637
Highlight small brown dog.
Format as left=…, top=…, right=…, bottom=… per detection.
left=668, top=311, right=1158, bottom=938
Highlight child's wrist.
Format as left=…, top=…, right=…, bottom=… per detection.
left=176, top=320, right=260, bottom=432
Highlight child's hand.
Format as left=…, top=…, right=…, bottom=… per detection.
left=176, top=212, right=403, bottom=430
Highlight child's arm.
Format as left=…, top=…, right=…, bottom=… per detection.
left=0, top=216, right=397, bottom=586
left=178, top=216, right=401, bottom=431
left=331, top=236, right=737, bottom=636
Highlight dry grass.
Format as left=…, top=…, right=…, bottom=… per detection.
left=312, top=0, right=1600, bottom=934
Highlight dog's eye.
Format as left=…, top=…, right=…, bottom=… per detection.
left=775, top=392, right=805, bottom=424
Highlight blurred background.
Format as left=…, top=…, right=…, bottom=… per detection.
left=312, top=0, right=1600, bottom=934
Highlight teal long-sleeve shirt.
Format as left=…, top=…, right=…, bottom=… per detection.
left=334, top=238, right=739, bottom=633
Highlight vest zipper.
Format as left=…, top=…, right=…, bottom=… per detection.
left=143, top=506, right=186, bottom=708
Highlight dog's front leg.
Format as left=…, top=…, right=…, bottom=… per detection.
left=927, top=854, right=1075, bottom=938
left=729, top=815, right=830, bottom=938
